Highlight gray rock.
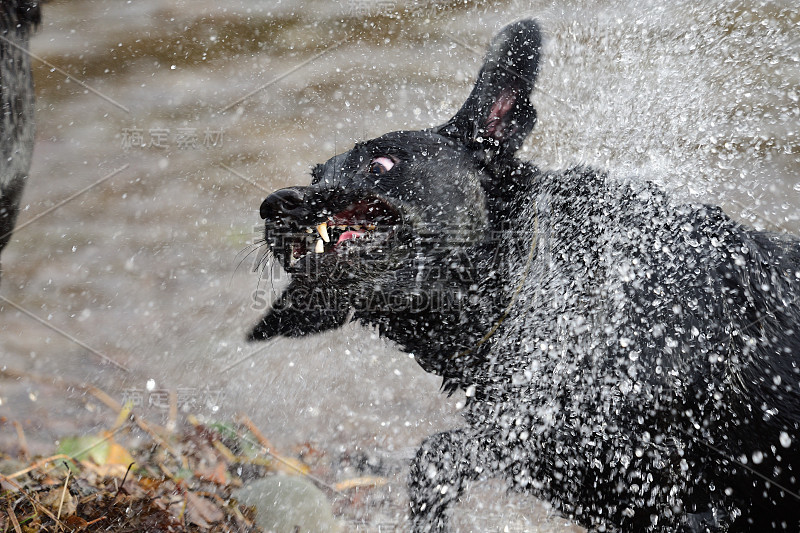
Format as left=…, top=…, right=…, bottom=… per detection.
left=234, top=475, right=341, bottom=533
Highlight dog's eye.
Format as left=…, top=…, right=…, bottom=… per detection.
left=368, top=156, right=395, bottom=175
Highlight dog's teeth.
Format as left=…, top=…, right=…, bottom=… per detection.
left=305, top=228, right=313, bottom=233
left=317, top=222, right=330, bottom=242
left=336, top=225, right=347, bottom=230
left=315, top=239, right=325, bottom=253
left=366, top=224, right=376, bottom=231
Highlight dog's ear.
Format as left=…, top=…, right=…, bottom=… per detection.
left=248, top=283, right=351, bottom=341
left=436, top=20, right=541, bottom=159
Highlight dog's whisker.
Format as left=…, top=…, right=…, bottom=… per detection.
left=233, top=244, right=269, bottom=278
left=234, top=240, right=266, bottom=261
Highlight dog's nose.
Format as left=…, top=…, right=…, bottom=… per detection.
left=259, top=187, right=306, bottom=220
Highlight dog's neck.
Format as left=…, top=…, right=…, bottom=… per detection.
left=355, top=160, right=541, bottom=384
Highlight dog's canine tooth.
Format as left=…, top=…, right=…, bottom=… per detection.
left=317, top=222, right=330, bottom=242
left=314, top=239, right=325, bottom=253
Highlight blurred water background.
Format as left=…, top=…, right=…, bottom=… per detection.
left=0, top=0, right=797, bottom=530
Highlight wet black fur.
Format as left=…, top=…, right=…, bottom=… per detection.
left=0, top=0, right=39, bottom=277
left=249, top=20, right=800, bottom=532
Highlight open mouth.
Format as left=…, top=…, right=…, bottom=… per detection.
left=279, top=196, right=403, bottom=269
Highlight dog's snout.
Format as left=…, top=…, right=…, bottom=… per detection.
left=259, top=187, right=306, bottom=220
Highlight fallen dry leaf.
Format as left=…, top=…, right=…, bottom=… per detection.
left=185, top=490, right=224, bottom=528
left=196, top=460, right=229, bottom=485
left=38, top=486, right=77, bottom=517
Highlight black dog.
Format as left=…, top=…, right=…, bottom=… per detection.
left=0, top=0, right=39, bottom=279
left=249, top=20, right=800, bottom=532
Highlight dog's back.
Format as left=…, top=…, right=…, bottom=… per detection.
left=0, top=0, right=39, bottom=272
left=468, top=168, right=800, bottom=530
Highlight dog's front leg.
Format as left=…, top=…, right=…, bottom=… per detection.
left=408, top=428, right=496, bottom=532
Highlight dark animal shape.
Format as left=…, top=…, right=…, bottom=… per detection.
left=249, top=20, right=800, bottom=532
left=0, top=0, right=39, bottom=278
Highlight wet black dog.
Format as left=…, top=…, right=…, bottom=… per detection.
left=0, top=0, right=39, bottom=277
left=249, top=20, right=800, bottom=532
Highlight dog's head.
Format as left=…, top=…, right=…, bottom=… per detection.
left=250, top=20, right=541, bottom=353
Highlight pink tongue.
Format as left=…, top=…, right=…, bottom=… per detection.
left=336, top=230, right=366, bottom=245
